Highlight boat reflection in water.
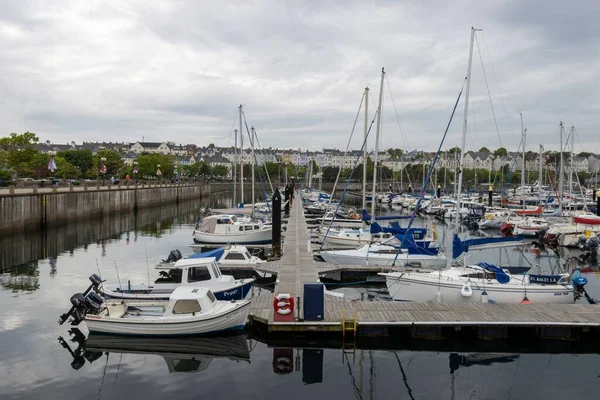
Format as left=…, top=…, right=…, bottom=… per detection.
left=58, top=328, right=251, bottom=373
left=449, top=352, right=520, bottom=373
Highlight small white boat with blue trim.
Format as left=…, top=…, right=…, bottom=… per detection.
left=100, top=257, right=254, bottom=301
left=59, top=277, right=250, bottom=336
left=193, top=214, right=272, bottom=245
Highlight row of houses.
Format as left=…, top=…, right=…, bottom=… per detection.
left=35, top=141, right=600, bottom=174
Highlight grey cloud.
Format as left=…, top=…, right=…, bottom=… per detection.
left=0, top=0, right=598, bottom=153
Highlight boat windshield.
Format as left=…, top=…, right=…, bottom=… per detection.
left=154, top=268, right=183, bottom=284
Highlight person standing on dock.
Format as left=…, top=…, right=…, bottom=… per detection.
left=125, top=174, right=130, bottom=186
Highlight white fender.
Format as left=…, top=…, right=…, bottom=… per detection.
left=480, top=290, right=489, bottom=303
left=275, top=293, right=292, bottom=315
left=461, top=283, right=473, bottom=298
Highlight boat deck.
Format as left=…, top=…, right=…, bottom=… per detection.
left=247, top=193, right=600, bottom=340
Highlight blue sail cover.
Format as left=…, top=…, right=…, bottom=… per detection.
left=361, top=209, right=412, bottom=222
left=452, top=235, right=524, bottom=259
left=188, top=247, right=225, bottom=261
left=477, top=262, right=510, bottom=284
left=370, top=221, right=427, bottom=238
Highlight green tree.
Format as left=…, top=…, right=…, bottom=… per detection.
left=447, top=147, right=461, bottom=156
left=212, top=165, right=229, bottom=178
left=57, top=149, right=93, bottom=176
left=133, top=153, right=174, bottom=179
left=479, top=147, right=491, bottom=153
left=93, top=149, right=124, bottom=177
left=199, top=162, right=212, bottom=177
left=53, top=156, right=81, bottom=179
left=0, top=132, right=40, bottom=177
left=493, top=147, right=508, bottom=157
left=386, top=148, right=404, bottom=159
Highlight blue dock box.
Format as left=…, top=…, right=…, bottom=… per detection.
left=303, top=283, right=324, bottom=321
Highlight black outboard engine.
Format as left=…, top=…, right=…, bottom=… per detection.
left=59, top=274, right=104, bottom=326
left=162, top=249, right=182, bottom=263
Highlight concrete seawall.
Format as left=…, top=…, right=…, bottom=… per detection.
left=0, top=183, right=212, bottom=236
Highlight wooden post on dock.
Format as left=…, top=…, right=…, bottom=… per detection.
left=284, top=184, right=290, bottom=218
left=272, top=188, right=282, bottom=258
left=597, top=191, right=600, bottom=216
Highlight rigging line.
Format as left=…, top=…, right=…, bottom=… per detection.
left=390, top=79, right=465, bottom=265
left=475, top=35, right=504, bottom=148
left=385, top=74, right=409, bottom=150
left=228, top=108, right=239, bottom=141
left=241, top=110, right=269, bottom=204
left=481, top=31, right=517, bottom=145
left=393, top=352, right=416, bottom=400
left=321, top=90, right=366, bottom=231
left=251, top=130, right=275, bottom=194
left=320, top=109, right=378, bottom=249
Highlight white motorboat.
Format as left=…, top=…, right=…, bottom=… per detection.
left=318, top=243, right=447, bottom=268
left=178, top=245, right=265, bottom=266
left=101, top=257, right=254, bottom=301
left=193, top=214, right=272, bottom=245
left=60, top=280, right=251, bottom=337
left=379, top=263, right=588, bottom=304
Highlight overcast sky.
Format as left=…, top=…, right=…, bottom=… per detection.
left=1, top=0, right=598, bottom=153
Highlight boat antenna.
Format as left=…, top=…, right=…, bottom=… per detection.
left=114, top=261, right=123, bottom=291
left=95, top=258, right=102, bottom=279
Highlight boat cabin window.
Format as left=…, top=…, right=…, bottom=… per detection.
left=172, top=299, right=202, bottom=314
left=206, top=290, right=216, bottom=303
left=155, top=268, right=183, bottom=284
left=239, top=227, right=244, bottom=232
left=187, top=267, right=212, bottom=282
left=210, top=263, right=221, bottom=278
left=254, top=225, right=259, bottom=230
left=244, top=226, right=253, bottom=231
left=171, top=359, right=202, bottom=372
left=224, top=252, right=246, bottom=260
left=460, top=272, right=496, bottom=280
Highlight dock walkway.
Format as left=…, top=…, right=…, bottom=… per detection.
left=248, top=194, right=600, bottom=340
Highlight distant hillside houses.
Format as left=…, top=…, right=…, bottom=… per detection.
left=33, top=140, right=600, bottom=174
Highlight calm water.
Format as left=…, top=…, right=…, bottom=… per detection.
left=1, top=198, right=599, bottom=399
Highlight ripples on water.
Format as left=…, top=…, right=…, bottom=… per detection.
left=1, top=198, right=599, bottom=399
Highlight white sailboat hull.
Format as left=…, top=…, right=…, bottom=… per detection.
left=381, top=273, right=574, bottom=304
left=85, top=301, right=251, bottom=336
left=193, top=229, right=272, bottom=245
left=319, top=245, right=447, bottom=268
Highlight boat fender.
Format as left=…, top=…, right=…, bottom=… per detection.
left=461, top=283, right=473, bottom=298
left=273, top=293, right=294, bottom=315
left=480, top=290, right=488, bottom=303
left=572, top=276, right=588, bottom=288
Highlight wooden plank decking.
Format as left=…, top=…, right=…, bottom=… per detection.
left=248, top=194, right=600, bottom=337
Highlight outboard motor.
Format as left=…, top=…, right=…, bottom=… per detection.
left=573, top=276, right=596, bottom=304
left=162, top=249, right=182, bottom=263
left=59, top=274, right=104, bottom=325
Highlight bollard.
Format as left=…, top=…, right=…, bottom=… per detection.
left=9, top=185, right=15, bottom=194
left=284, top=185, right=290, bottom=217
left=272, top=188, right=282, bottom=258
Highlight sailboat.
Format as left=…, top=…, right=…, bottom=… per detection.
left=378, top=28, right=590, bottom=304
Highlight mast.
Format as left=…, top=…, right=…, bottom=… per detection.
left=362, top=86, right=369, bottom=211
left=251, top=126, right=255, bottom=215
left=456, top=27, right=480, bottom=230
left=370, top=67, right=385, bottom=222
left=233, top=128, right=238, bottom=207
left=559, top=122, right=564, bottom=209
left=239, top=105, right=244, bottom=205
left=568, top=125, right=574, bottom=196
left=519, top=112, right=526, bottom=190
left=538, top=144, right=544, bottom=196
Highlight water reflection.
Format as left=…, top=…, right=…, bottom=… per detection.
left=59, top=328, right=251, bottom=374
